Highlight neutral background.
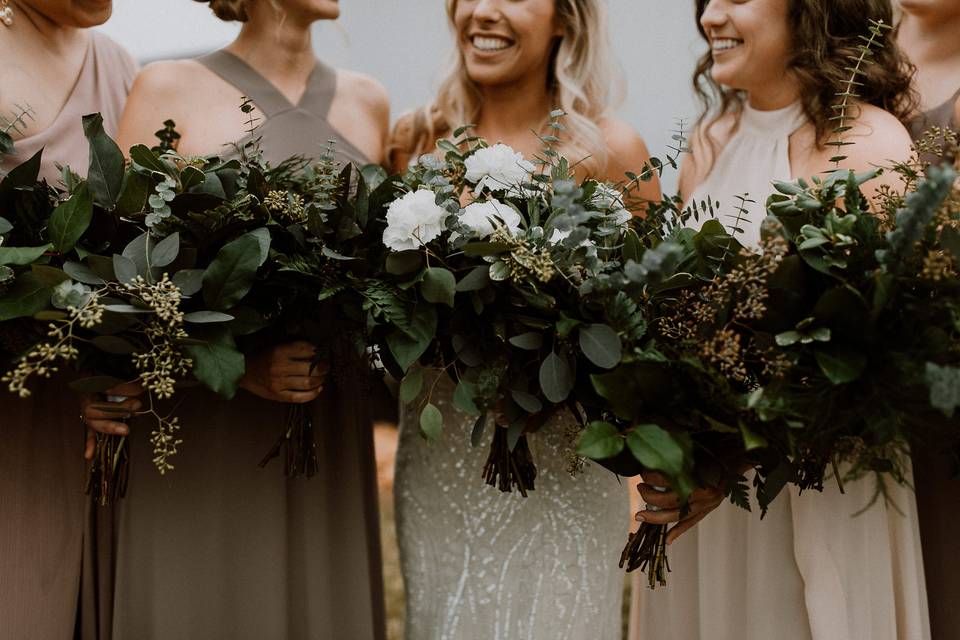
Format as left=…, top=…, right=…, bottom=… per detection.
left=99, top=0, right=704, bottom=192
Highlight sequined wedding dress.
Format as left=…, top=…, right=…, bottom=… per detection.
left=395, top=373, right=629, bottom=640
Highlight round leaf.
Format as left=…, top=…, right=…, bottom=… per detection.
left=399, top=368, right=424, bottom=404
left=422, top=267, right=456, bottom=308
left=539, top=351, right=573, bottom=403
left=419, top=403, right=443, bottom=443
left=579, top=324, right=622, bottom=369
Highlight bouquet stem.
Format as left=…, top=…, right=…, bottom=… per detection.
left=85, top=433, right=129, bottom=507
left=620, top=522, right=670, bottom=588
left=259, top=403, right=319, bottom=478
left=482, top=427, right=537, bottom=496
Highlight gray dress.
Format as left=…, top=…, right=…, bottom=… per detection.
left=906, top=87, right=960, bottom=640
left=395, top=372, right=629, bottom=640
left=111, top=50, right=384, bottom=640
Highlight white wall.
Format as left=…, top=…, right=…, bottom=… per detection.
left=99, top=0, right=703, bottom=191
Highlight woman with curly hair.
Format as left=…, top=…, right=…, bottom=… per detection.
left=629, top=1, right=930, bottom=639
left=387, top=2, right=692, bottom=639
left=100, top=1, right=389, bottom=638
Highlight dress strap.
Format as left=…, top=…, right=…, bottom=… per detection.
left=195, top=49, right=291, bottom=118
left=297, top=58, right=338, bottom=120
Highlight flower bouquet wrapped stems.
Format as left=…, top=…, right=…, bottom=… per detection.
left=370, top=118, right=664, bottom=495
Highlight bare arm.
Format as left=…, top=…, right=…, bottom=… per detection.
left=599, top=118, right=661, bottom=211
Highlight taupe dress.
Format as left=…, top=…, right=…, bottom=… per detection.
left=907, top=89, right=960, bottom=640
left=0, top=32, right=136, bottom=640
left=111, top=50, right=385, bottom=640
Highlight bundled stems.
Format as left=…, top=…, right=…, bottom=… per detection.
left=620, top=522, right=671, bottom=589
left=85, top=433, right=130, bottom=507
left=482, top=427, right=537, bottom=496
left=259, top=403, right=319, bottom=478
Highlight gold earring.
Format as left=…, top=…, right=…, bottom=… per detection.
left=1, top=0, right=13, bottom=27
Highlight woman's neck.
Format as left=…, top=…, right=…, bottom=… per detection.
left=6, top=2, right=84, bottom=54
left=745, top=76, right=800, bottom=112
left=898, top=11, right=960, bottom=65
left=475, top=72, right=554, bottom=151
left=227, top=5, right=316, bottom=80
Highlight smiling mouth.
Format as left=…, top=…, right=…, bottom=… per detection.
left=471, top=35, right=514, bottom=53
left=711, top=38, right=744, bottom=54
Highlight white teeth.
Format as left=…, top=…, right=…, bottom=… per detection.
left=472, top=36, right=512, bottom=52
left=712, top=38, right=742, bottom=52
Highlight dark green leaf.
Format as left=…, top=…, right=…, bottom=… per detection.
left=579, top=324, right=622, bottom=369
left=91, top=335, right=138, bottom=355
left=539, top=351, right=573, bottom=403
left=508, top=332, right=543, bottom=351
left=0, top=273, right=51, bottom=321
left=386, top=304, right=437, bottom=372
left=128, top=144, right=172, bottom=176
left=422, top=267, right=456, bottom=308
left=82, top=114, right=124, bottom=209
left=386, top=250, right=423, bottom=276
left=172, top=269, right=204, bottom=296
left=814, top=346, right=867, bottom=385
left=112, top=255, right=137, bottom=284
left=150, top=232, right=180, bottom=268
left=115, top=171, right=150, bottom=216
left=30, top=265, right=69, bottom=288
left=455, top=265, right=490, bottom=292
left=0, top=245, right=51, bottom=266
left=63, top=261, right=105, bottom=285
left=202, top=233, right=261, bottom=311
left=0, top=217, right=12, bottom=234
left=48, top=184, right=93, bottom=254
left=183, top=311, right=234, bottom=323
left=453, top=380, right=481, bottom=415
left=622, top=228, right=643, bottom=264
left=510, top=390, right=542, bottom=414
left=626, top=424, right=685, bottom=477
left=464, top=242, right=512, bottom=257
left=183, top=329, right=245, bottom=398
left=577, top=421, right=624, bottom=459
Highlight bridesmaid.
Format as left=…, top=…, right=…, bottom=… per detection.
left=630, top=1, right=931, bottom=639
left=387, top=1, right=713, bottom=638
left=897, top=2, right=960, bottom=635
left=0, top=2, right=136, bottom=638
left=87, top=0, right=389, bottom=637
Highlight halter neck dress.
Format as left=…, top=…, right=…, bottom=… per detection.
left=906, top=86, right=960, bottom=640
left=111, top=50, right=384, bottom=640
left=0, top=31, right=136, bottom=640
left=630, top=102, right=931, bottom=640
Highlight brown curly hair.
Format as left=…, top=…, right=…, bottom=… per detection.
left=693, top=0, right=917, bottom=149
left=193, top=0, right=249, bottom=22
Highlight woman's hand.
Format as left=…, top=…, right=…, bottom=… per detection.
left=634, top=471, right=724, bottom=544
left=81, top=381, right=145, bottom=460
left=240, top=341, right=329, bottom=404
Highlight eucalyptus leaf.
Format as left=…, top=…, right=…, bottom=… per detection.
left=172, top=269, right=204, bottom=296
left=455, top=265, right=490, bottom=292
left=399, top=367, right=424, bottom=404
left=579, top=324, right=622, bottom=369
left=539, top=351, right=573, bottom=403
left=63, top=261, right=105, bottom=285
left=386, top=251, right=423, bottom=276
left=183, top=330, right=245, bottom=398
left=0, top=245, right=51, bottom=266
left=0, top=273, right=51, bottom=321
left=510, top=389, right=542, bottom=414
left=814, top=346, right=867, bottom=385
left=112, top=255, right=138, bottom=284
left=202, top=233, right=262, bottom=311
left=508, top=332, right=543, bottom=351
left=183, top=311, right=235, bottom=323
left=150, top=232, right=180, bottom=268
left=419, top=403, right=443, bottom=443
left=453, top=380, right=481, bottom=416
left=0, top=217, right=12, bottom=234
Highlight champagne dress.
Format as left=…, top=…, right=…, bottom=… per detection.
left=906, top=88, right=960, bottom=640
left=629, top=102, right=931, bottom=640
left=0, top=31, right=136, bottom=640
left=395, top=373, right=629, bottom=640
left=111, top=50, right=385, bottom=640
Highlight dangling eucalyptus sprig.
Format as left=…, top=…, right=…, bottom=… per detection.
left=0, top=103, right=35, bottom=160
left=826, top=19, right=892, bottom=168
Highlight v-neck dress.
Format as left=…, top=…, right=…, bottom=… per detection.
left=111, top=49, right=384, bottom=640
left=631, top=103, right=931, bottom=640
left=0, top=31, right=136, bottom=640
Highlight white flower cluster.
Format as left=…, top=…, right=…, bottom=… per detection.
left=382, top=189, right=450, bottom=252
left=464, top=144, right=535, bottom=195
left=459, top=200, right=522, bottom=239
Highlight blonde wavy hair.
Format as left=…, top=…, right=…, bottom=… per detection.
left=388, top=0, right=621, bottom=176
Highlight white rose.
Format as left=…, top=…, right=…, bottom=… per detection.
left=383, top=189, right=450, bottom=252
left=464, top=144, right=535, bottom=194
left=459, top=199, right=523, bottom=239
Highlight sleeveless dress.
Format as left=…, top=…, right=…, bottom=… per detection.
left=906, top=89, right=960, bottom=640
left=395, top=376, right=629, bottom=636
left=111, top=50, right=385, bottom=640
left=0, top=31, right=136, bottom=640
left=630, top=102, right=931, bottom=640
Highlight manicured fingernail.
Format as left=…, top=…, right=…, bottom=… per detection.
left=635, top=512, right=647, bottom=522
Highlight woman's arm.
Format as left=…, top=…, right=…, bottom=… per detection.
left=599, top=118, right=661, bottom=207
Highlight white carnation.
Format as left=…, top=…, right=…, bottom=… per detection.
left=593, top=184, right=631, bottom=227
left=459, top=200, right=523, bottom=239
left=464, top=144, right=535, bottom=194
left=383, top=189, right=450, bottom=251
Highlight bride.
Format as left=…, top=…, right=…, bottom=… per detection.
left=387, top=1, right=715, bottom=638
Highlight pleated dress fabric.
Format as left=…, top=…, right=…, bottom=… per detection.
left=629, top=102, right=931, bottom=640
left=111, top=50, right=385, bottom=640
left=906, top=88, right=960, bottom=640
left=0, top=31, right=136, bottom=640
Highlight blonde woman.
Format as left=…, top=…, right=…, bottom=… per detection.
left=388, top=1, right=668, bottom=638
left=98, top=1, right=389, bottom=637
